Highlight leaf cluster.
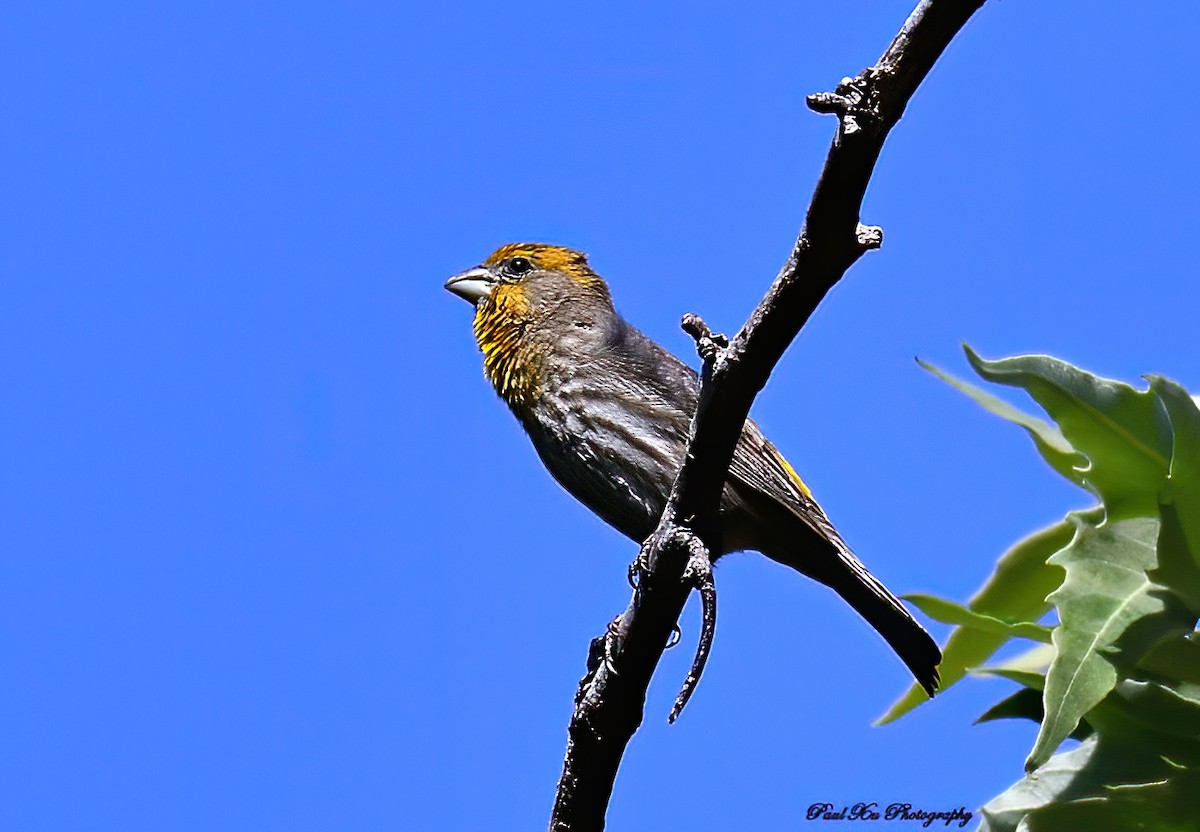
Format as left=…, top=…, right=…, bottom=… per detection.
left=881, top=347, right=1200, bottom=830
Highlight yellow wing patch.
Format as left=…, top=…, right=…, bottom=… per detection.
left=772, top=447, right=814, bottom=500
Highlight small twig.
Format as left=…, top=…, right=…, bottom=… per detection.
left=856, top=223, right=884, bottom=250
left=807, top=74, right=864, bottom=111
left=681, top=313, right=729, bottom=367
left=806, top=90, right=854, bottom=115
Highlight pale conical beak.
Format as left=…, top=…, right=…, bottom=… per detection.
left=444, top=267, right=495, bottom=305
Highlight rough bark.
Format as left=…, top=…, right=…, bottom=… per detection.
left=550, top=2, right=988, bottom=828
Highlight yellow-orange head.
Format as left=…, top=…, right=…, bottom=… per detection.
left=445, top=243, right=615, bottom=414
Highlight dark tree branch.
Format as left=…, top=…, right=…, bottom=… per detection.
left=550, top=2, right=986, bottom=829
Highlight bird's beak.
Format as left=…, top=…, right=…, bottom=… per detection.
left=444, top=267, right=496, bottom=305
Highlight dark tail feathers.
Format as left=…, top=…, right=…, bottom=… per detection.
left=765, top=529, right=941, bottom=697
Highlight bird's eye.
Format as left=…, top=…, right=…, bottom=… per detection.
left=506, top=257, right=534, bottom=277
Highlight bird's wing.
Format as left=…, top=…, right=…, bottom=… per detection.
left=601, top=321, right=843, bottom=546
left=727, top=419, right=847, bottom=548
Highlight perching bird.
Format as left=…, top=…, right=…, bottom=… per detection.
left=445, top=243, right=940, bottom=695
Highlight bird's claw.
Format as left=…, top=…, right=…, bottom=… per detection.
left=669, top=532, right=718, bottom=724
left=627, top=543, right=654, bottom=590
left=681, top=545, right=714, bottom=589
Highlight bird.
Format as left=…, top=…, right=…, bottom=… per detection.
left=445, top=242, right=940, bottom=696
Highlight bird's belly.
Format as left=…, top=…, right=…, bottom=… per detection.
left=525, top=395, right=685, bottom=542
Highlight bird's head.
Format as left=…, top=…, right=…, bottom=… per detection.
left=445, top=243, right=610, bottom=307
left=445, top=243, right=615, bottom=412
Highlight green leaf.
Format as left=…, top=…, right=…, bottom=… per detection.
left=980, top=737, right=1108, bottom=832
left=1017, top=686, right=1200, bottom=825
left=1029, top=514, right=1191, bottom=771
left=905, top=593, right=1053, bottom=642
left=1100, top=680, right=1200, bottom=746
left=976, top=687, right=1094, bottom=741
left=981, top=735, right=1194, bottom=832
left=1149, top=380, right=1200, bottom=629
left=934, top=359, right=1200, bottom=828
left=976, top=687, right=1045, bottom=725
left=1139, top=632, right=1200, bottom=686
left=1150, top=376, right=1200, bottom=575
left=971, top=666, right=1046, bottom=690
left=965, top=347, right=1171, bottom=517
left=1023, top=762, right=1200, bottom=832
left=1025, top=792, right=1200, bottom=832
left=878, top=518, right=1074, bottom=724
left=994, top=641, right=1057, bottom=674
left=1152, top=502, right=1200, bottom=619
left=979, top=686, right=1046, bottom=725
left=919, top=357, right=1086, bottom=486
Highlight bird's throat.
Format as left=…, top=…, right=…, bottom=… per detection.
left=473, top=288, right=542, bottom=415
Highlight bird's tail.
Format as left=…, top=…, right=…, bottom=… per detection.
left=760, top=519, right=941, bottom=697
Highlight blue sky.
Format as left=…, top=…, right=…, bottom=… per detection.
left=3, top=2, right=1197, bottom=829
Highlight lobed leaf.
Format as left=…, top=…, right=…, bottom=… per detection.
left=980, top=737, right=1107, bottom=832
left=929, top=356, right=1200, bottom=827
left=981, top=734, right=1196, bottom=832
left=1138, top=631, right=1200, bottom=686
left=975, top=686, right=1095, bottom=742
left=878, top=519, right=1074, bottom=724
left=971, top=666, right=1046, bottom=690
left=1029, top=514, right=1192, bottom=771
left=1097, top=679, right=1200, bottom=749
left=1150, top=376, right=1200, bottom=574
left=904, top=593, right=1052, bottom=643
left=1151, top=501, right=1200, bottom=620
left=918, top=358, right=1086, bottom=486
left=965, top=347, right=1171, bottom=517
left=991, top=641, right=1057, bottom=675
left=1024, top=772, right=1200, bottom=832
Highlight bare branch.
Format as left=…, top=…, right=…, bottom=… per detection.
left=550, top=1, right=986, bottom=828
